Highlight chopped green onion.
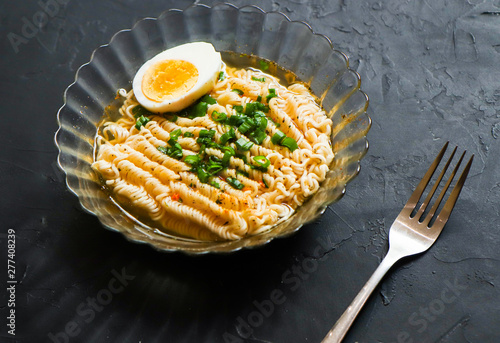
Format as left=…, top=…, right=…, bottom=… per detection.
left=167, top=114, right=178, bottom=122
left=232, top=89, right=244, bottom=95
left=187, top=101, right=208, bottom=118
left=222, top=145, right=235, bottom=155
left=158, top=144, right=183, bottom=160
left=157, top=146, right=168, bottom=154
left=211, top=111, right=227, bottom=122
left=271, top=130, right=286, bottom=145
left=238, top=118, right=256, bottom=134
left=199, top=129, right=216, bottom=138
left=253, top=110, right=266, bottom=118
left=169, top=129, right=182, bottom=141
left=257, top=95, right=262, bottom=102
left=252, top=76, right=266, bottom=82
left=201, top=94, right=217, bottom=105
left=244, top=102, right=258, bottom=115
left=254, top=116, right=268, bottom=131
left=236, top=137, right=254, bottom=151
left=197, top=167, right=209, bottom=183
left=207, top=162, right=223, bottom=175
left=183, top=132, right=194, bottom=138
left=227, top=114, right=246, bottom=127
left=167, top=138, right=177, bottom=147
left=132, top=105, right=152, bottom=118
left=210, top=180, right=220, bottom=189
left=222, top=150, right=234, bottom=166
left=259, top=60, right=269, bottom=71
left=245, top=101, right=269, bottom=114
left=248, top=129, right=267, bottom=145
left=281, top=137, right=298, bottom=152
left=227, top=177, right=244, bottom=190
left=218, top=71, right=225, bottom=81
left=196, top=137, right=208, bottom=145
left=135, top=115, right=150, bottom=130
left=253, top=156, right=271, bottom=170
left=262, top=177, right=269, bottom=188
left=209, top=155, right=221, bottom=163
left=219, top=127, right=236, bottom=144
left=233, top=105, right=244, bottom=113
left=184, top=155, right=201, bottom=166
left=167, top=148, right=183, bottom=160
left=266, top=88, right=277, bottom=102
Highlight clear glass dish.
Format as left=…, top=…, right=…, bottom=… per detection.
left=54, top=3, right=371, bottom=254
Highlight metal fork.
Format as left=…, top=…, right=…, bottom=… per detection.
left=321, top=142, right=474, bottom=343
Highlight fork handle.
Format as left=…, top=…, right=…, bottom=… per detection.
left=321, top=250, right=401, bottom=343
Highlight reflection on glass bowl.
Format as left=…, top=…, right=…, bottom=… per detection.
left=55, top=3, right=371, bottom=254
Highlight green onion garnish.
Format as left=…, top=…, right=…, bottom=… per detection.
left=197, top=167, right=209, bottom=183
left=252, top=76, right=266, bottom=82
left=186, top=101, right=208, bottom=118
left=210, top=180, right=220, bottom=189
left=200, top=94, right=217, bottom=105
left=232, top=89, right=244, bottom=95
left=199, top=129, right=216, bottom=138
left=254, top=116, right=268, bottom=131
left=257, top=95, right=262, bottom=102
left=259, top=60, right=269, bottom=71
left=245, top=101, right=269, bottom=114
left=168, top=148, right=183, bottom=160
left=281, top=137, right=298, bottom=152
left=183, top=132, right=194, bottom=138
left=169, top=129, right=182, bottom=141
left=248, top=129, right=267, bottom=145
left=238, top=118, right=255, bottom=134
left=157, top=143, right=183, bottom=160
left=157, top=146, right=168, bottom=155
left=218, top=71, right=225, bottom=81
left=167, top=114, right=178, bottom=122
left=233, top=105, right=244, bottom=113
left=132, top=105, right=153, bottom=118
left=184, top=155, right=201, bottom=166
left=207, top=162, right=223, bottom=175
left=227, top=177, right=244, bottom=190
left=227, top=114, right=246, bottom=127
left=222, top=149, right=234, bottom=166
left=244, top=102, right=258, bottom=116
left=222, top=145, right=235, bottom=155
left=262, top=178, right=269, bottom=188
left=219, top=128, right=236, bottom=144
left=235, top=137, right=253, bottom=151
left=253, top=110, right=266, bottom=118
left=266, top=88, right=277, bottom=103
left=271, top=130, right=286, bottom=145
left=135, top=115, right=150, bottom=130
left=253, top=156, right=271, bottom=171
left=211, top=111, right=227, bottom=122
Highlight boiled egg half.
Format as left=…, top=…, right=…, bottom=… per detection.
left=132, top=42, right=222, bottom=113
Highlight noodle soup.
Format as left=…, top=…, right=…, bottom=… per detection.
left=92, top=48, right=334, bottom=241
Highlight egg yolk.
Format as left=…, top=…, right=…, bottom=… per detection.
left=141, top=60, right=199, bottom=102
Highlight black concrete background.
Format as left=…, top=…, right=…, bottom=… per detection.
left=1, top=0, right=499, bottom=342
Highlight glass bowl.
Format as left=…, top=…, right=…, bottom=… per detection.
left=55, top=3, right=371, bottom=254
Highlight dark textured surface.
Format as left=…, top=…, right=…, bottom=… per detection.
left=1, top=0, right=499, bottom=342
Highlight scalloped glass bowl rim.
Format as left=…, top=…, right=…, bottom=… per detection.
left=55, top=3, right=370, bottom=254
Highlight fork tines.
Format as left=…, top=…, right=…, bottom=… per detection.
left=405, top=142, right=474, bottom=228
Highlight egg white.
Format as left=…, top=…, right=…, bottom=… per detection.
left=132, top=42, right=222, bottom=113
